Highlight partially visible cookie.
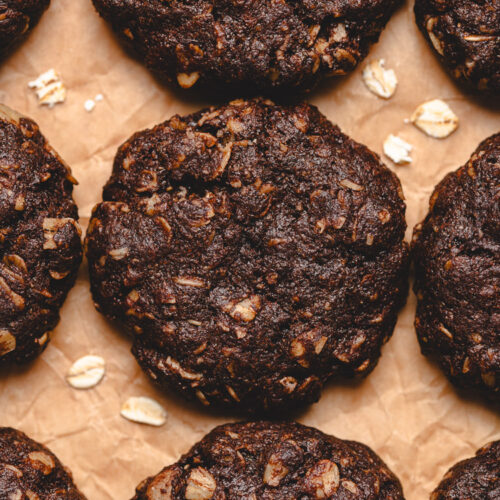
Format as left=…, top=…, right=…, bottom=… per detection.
left=85, top=98, right=410, bottom=413
left=412, top=133, right=499, bottom=400
left=0, top=0, right=50, bottom=60
left=91, top=0, right=402, bottom=93
left=0, top=104, right=82, bottom=365
left=431, top=441, right=499, bottom=499
left=133, top=421, right=405, bottom=499
left=414, top=0, right=500, bottom=95
left=0, top=427, right=86, bottom=499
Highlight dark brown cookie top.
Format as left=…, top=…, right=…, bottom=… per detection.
left=413, top=133, right=500, bottom=400
left=0, top=427, right=86, bottom=499
left=86, top=99, right=409, bottom=413
left=91, top=0, right=401, bottom=93
left=431, top=441, right=500, bottom=500
left=0, top=105, right=82, bottom=365
left=414, top=0, right=500, bottom=95
left=133, top=421, right=405, bottom=500
left=0, top=0, right=50, bottom=59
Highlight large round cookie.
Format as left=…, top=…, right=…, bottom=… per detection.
left=133, top=421, right=405, bottom=499
left=0, top=105, right=82, bottom=365
left=414, top=0, right=500, bottom=95
left=0, top=0, right=50, bottom=60
left=412, top=133, right=499, bottom=400
left=0, top=427, right=86, bottom=499
left=91, top=0, right=402, bottom=93
left=85, top=99, right=409, bottom=413
left=431, top=441, right=499, bottom=499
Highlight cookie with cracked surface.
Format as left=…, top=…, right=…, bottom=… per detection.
left=412, top=133, right=499, bottom=401
left=91, top=0, right=402, bottom=93
left=414, top=0, right=500, bottom=95
left=431, top=441, right=499, bottom=499
left=132, top=421, right=405, bottom=499
left=0, top=0, right=50, bottom=60
left=85, top=98, right=409, bottom=413
left=0, top=104, right=82, bottom=365
left=0, top=427, right=86, bottom=499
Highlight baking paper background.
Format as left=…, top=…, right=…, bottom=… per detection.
left=0, top=0, right=499, bottom=498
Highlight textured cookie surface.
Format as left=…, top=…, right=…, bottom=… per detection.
left=133, top=421, right=405, bottom=499
left=413, top=133, right=499, bottom=400
left=431, top=441, right=499, bottom=499
left=0, top=427, right=86, bottom=499
left=91, top=0, right=401, bottom=92
left=414, top=0, right=500, bottom=94
left=0, top=0, right=50, bottom=59
left=0, top=105, right=82, bottom=365
left=86, top=99, right=409, bottom=412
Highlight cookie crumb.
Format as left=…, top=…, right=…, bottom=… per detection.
left=84, top=99, right=96, bottom=112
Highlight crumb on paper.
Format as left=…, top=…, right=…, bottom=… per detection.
left=411, top=99, right=458, bottom=139
left=383, top=134, right=413, bottom=165
left=84, top=94, right=104, bottom=112
left=120, top=396, right=167, bottom=426
left=28, top=69, right=66, bottom=107
left=362, top=59, right=398, bottom=99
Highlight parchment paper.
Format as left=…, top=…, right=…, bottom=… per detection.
left=0, top=1, right=499, bottom=498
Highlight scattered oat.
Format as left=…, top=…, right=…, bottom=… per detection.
left=120, top=396, right=167, bottom=426
left=411, top=99, right=458, bottom=139
left=383, top=134, right=413, bottom=165
left=362, top=59, right=397, bottom=99
left=185, top=467, right=217, bottom=500
left=66, top=355, right=106, bottom=389
left=177, top=71, right=200, bottom=89
left=28, top=69, right=66, bottom=107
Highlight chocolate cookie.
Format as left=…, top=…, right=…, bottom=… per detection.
left=133, top=421, right=405, bottom=500
left=431, top=441, right=499, bottom=499
left=0, top=0, right=50, bottom=60
left=414, top=0, right=500, bottom=95
left=85, top=99, right=409, bottom=413
left=91, top=0, right=401, bottom=93
left=413, top=133, right=499, bottom=400
left=0, top=105, right=82, bottom=365
left=0, top=427, right=86, bottom=499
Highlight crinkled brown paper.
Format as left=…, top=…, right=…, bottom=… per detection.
left=0, top=1, right=499, bottom=498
